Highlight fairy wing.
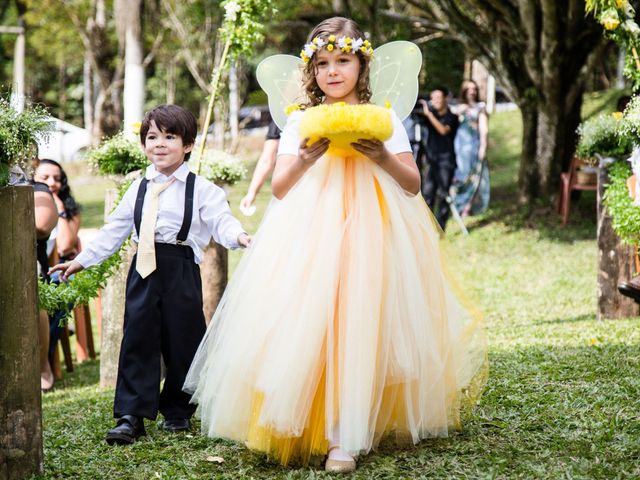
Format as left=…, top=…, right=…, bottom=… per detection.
left=256, top=55, right=305, bottom=130
left=370, top=41, right=422, bottom=121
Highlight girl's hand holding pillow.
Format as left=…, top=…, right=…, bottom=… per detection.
left=350, top=138, right=391, bottom=164
left=299, top=137, right=330, bottom=167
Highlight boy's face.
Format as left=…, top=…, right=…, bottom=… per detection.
left=143, top=120, right=193, bottom=176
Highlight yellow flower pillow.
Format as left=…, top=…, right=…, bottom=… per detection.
left=298, top=103, right=393, bottom=155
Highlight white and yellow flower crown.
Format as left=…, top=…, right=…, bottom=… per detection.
left=300, top=34, right=373, bottom=64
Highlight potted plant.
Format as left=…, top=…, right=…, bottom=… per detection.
left=576, top=111, right=633, bottom=184
left=0, top=97, right=52, bottom=185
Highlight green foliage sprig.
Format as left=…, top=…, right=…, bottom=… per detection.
left=618, top=94, right=640, bottom=141
left=585, top=1, right=640, bottom=88
left=603, top=160, right=640, bottom=245
left=38, top=247, right=123, bottom=321
left=576, top=112, right=633, bottom=160
left=220, top=0, right=276, bottom=59
left=87, top=132, right=148, bottom=177
left=199, top=149, right=246, bottom=185
left=0, top=96, right=52, bottom=186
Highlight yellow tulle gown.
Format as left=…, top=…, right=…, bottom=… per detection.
left=184, top=107, right=487, bottom=466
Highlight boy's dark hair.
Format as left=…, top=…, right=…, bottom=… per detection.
left=140, top=105, right=198, bottom=161
left=431, top=85, right=449, bottom=97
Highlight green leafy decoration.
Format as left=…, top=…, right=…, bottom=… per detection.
left=603, top=160, right=640, bottom=245
left=199, top=149, right=246, bottom=185
left=38, top=246, right=123, bottom=322
left=585, top=0, right=640, bottom=89
left=219, top=0, right=276, bottom=60
left=576, top=112, right=633, bottom=160
left=86, top=132, right=148, bottom=177
left=0, top=96, right=53, bottom=186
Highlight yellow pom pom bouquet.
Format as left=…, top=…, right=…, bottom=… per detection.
left=298, top=103, right=393, bottom=155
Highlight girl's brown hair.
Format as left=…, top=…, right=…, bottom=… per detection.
left=302, top=17, right=372, bottom=107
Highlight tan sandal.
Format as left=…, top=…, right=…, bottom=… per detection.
left=324, top=445, right=356, bottom=473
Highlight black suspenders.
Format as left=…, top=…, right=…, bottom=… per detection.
left=134, top=172, right=196, bottom=244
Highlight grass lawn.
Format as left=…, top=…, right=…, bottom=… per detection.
left=38, top=95, right=640, bottom=479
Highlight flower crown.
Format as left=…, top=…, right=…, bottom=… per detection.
left=300, top=35, right=373, bottom=63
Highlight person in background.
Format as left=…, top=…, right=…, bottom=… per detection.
left=451, top=79, right=490, bottom=217
left=420, top=86, right=459, bottom=230
left=239, top=119, right=281, bottom=215
left=33, top=159, right=82, bottom=391
left=31, top=169, right=58, bottom=391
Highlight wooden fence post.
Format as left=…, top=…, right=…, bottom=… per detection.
left=200, top=241, right=228, bottom=323
left=0, top=186, right=43, bottom=479
left=99, top=189, right=135, bottom=388
left=597, top=161, right=640, bottom=320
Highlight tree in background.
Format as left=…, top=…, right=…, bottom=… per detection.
left=400, top=0, right=605, bottom=206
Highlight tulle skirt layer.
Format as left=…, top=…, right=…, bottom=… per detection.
left=184, top=153, right=487, bottom=466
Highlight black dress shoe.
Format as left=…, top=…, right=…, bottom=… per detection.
left=105, top=415, right=146, bottom=445
left=618, top=277, right=640, bottom=303
left=163, top=418, right=190, bottom=432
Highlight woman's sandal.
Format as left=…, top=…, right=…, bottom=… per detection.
left=324, top=446, right=356, bottom=473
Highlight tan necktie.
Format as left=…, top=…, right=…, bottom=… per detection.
left=136, top=177, right=176, bottom=278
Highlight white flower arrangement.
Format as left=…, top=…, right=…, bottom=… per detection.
left=224, top=1, right=241, bottom=22
left=198, top=149, right=247, bottom=186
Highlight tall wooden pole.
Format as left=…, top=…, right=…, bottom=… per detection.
left=0, top=186, right=43, bottom=479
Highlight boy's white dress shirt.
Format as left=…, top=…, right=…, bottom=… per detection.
left=75, top=163, right=245, bottom=268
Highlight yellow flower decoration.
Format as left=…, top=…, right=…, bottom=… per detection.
left=131, top=121, right=142, bottom=135
left=384, top=100, right=391, bottom=109
left=602, top=18, right=620, bottom=30
left=285, top=104, right=301, bottom=116
left=612, top=111, right=623, bottom=120
left=300, top=35, right=373, bottom=62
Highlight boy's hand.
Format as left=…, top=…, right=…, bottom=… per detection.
left=49, top=260, right=84, bottom=282
left=351, top=139, right=390, bottom=165
left=299, top=137, right=330, bottom=166
left=238, top=232, right=252, bottom=248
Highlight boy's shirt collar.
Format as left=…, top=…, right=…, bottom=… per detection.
left=145, top=162, right=190, bottom=183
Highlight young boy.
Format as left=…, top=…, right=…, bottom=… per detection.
left=51, top=104, right=250, bottom=444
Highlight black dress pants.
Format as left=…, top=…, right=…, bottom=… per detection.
left=114, top=243, right=206, bottom=420
left=423, top=152, right=456, bottom=229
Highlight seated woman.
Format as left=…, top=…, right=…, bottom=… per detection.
left=33, top=159, right=81, bottom=390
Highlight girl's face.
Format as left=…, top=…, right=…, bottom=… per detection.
left=465, top=82, right=478, bottom=102
left=314, top=48, right=360, bottom=104
left=34, top=163, right=62, bottom=195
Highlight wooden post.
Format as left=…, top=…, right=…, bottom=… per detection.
left=597, top=161, right=640, bottom=319
left=99, top=189, right=135, bottom=388
left=0, top=186, right=44, bottom=479
left=200, top=241, right=228, bottom=323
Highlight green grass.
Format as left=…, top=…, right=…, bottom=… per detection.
left=40, top=100, right=640, bottom=479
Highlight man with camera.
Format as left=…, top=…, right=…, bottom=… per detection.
left=419, top=86, right=459, bottom=230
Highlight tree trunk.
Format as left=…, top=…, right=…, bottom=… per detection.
left=99, top=189, right=135, bottom=388
left=119, top=0, right=144, bottom=135
left=200, top=242, right=228, bottom=323
left=597, top=162, right=639, bottom=320
left=0, top=186, right=43, bottom=479
left=10, top=20, right=25, bottom=113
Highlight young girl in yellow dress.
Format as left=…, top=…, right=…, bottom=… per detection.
left=184, top=16, right=486, bottom=472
